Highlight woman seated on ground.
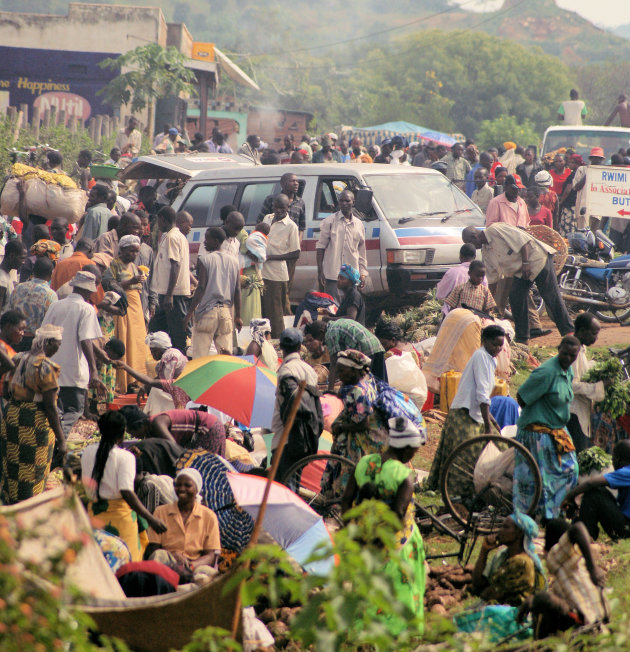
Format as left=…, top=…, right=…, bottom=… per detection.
left=142, top=331, right=190, bottom=414
left=490, top=395, right=520, bottom=430
left=320, top=265, right=365, bottom=325
left=120, top=405, right=226, bottom=457
left=471, top=512, right=545, bottom=606
left=145, top=468, right=222, bottom=582
left=81, top=411, right=167, bottom=561
left=175, top=449, right=254, bottom=554
left=341, top=417, right=426, bottom=633
left=455, top=512, right=545, bottom=641
left=519, top=519, right=607, bottom=639
left=427, top=325, right=505, bottom=492
left=245, top=318, right=279, bottom=371
left=321, top=349, right=391, bottom=496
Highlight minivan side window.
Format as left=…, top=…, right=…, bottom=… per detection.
left=315, top=178, right=371, bottom=220
left=239, top=182, right=277, bottom=225
left=180, top=184, right=238, bottom=227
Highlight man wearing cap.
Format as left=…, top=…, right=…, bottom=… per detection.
left=41, top=270, right=106, bottom=436
left=441, top=143, right=471, bottom=191
left=419, top=143, right=438, bottom=168
left=462, top=225, right=573, bottom=345
left=155, top=128, right=182, bottom=154
left=485, top=175, right=529, bottom=229
left=573, top=147, right=606, bottom=232
left=271, top=328, right=320, bottom=480
left=312, top=135, right=342, bottom=163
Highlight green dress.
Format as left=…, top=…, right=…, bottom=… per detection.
left=354, top=454, right=426, bottom=633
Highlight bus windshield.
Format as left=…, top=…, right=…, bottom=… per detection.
left=542, top=129, right=630, bottom=162
left=364, top=172, right=485, bottom=228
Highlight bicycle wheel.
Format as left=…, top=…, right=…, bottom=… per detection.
left=279, top=453, right=356, bottom=521
left=440, top=434, right=542, bottom=534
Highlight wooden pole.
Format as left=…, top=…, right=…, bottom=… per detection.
left=19, top=103, right=28, bottom=126
left=43, top=109, right=50, bottom=129
left=230, top=381, right=307, bottom=640
left=50, top=105, right=57, bottom=126
left=68, top=115, right=77, bottom=134
left=32, top=106, right=40, bottom=141
left=88, top=117, right=96, bottom=141
left=58, top=109, right=66, bottom=127
left=12, top=109, right=23, bottom=143
left=7, top=106, right=16, bottom=122
left=95, top=115, right=103, bottom=145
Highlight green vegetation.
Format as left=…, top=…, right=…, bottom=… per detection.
left=5, top=1, right=630, bottom=141
left=98, top=44, right=197, bottom=141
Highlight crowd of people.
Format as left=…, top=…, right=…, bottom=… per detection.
left=2, top=112, right=629, bottom=645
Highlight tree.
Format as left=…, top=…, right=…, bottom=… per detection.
left=475, top=115, right=540, bottom=151
left=98, top=43, right=197, bottom=140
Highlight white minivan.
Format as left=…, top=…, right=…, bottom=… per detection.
left=122, top=155, right=485, bottom=304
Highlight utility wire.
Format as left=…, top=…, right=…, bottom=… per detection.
left=225, top=0, right=482, bottom=58
left=233, top=0, right=529, bottom=72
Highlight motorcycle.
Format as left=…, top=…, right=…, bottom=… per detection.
left=559, top=229, right=630, bottom=323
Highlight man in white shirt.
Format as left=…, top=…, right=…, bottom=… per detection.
left=115, top=116, right=142, bottom=156
left=316, top=189, right=367, bottom=302
left=261, top=195, right=300, bottom=338
left=557, top=89, right=587, bottom=126
left=567, top=313, right=606, bottom=453
left=148, top=207, right=191, bottom=354
left=427, top=324, right=505, bottom=490
left=41, top=270, right=105, bottom=436
left=186, top=227, right=241, bottom=358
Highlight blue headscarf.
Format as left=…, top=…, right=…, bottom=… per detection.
left=339, top=264, right=361, bottom=286
left=510, top=510, right=544, bottom=576
left=490, top=396, right=520, bottom=429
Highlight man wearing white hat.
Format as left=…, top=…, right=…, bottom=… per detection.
left=42, top=270, right=106, bottom=436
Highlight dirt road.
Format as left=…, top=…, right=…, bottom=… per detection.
left=533, top=316, right=630, bottom=348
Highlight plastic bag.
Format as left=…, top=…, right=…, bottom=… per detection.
left=474, top=441, right=515, bottom=495
left=385, top=351, right=428, bottom=410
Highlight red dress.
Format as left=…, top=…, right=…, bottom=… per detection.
left=550, top=168, right=571, bottom=196
left=528, top=206, right=553, bottom=228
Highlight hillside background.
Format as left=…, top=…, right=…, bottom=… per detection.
left=3, top=0, right=629, bottom=140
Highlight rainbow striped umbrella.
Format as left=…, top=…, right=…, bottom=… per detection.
left=174, top=355, right=277, bottom=428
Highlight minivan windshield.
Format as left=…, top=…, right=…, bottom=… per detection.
left=542, top=129, right=630, bottom=161
left=364, top=172, right=485, bottom=227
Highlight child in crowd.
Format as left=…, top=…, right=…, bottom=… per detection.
left=471, top=167, right=494, bottom=215
left=526, top=186, right=553, bottom=228
left=240, top=222, right=270, bottom=324
left=88, top=337, right=126, bottom=416
left=444, top=260, right=496, bottom=315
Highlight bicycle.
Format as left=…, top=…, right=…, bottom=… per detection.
left=279, top=440, right=542, bottom=565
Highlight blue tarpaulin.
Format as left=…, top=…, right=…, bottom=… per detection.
left=348, top=121, right=459, bottom=148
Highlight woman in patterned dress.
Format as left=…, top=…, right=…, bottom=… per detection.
left=0, top=324, right=65, bottom=504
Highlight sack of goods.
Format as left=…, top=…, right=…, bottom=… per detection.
left=0, top=163, right=87, bottom=223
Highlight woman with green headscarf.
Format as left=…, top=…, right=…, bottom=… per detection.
left=455, top=511, right=545, bottom=641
